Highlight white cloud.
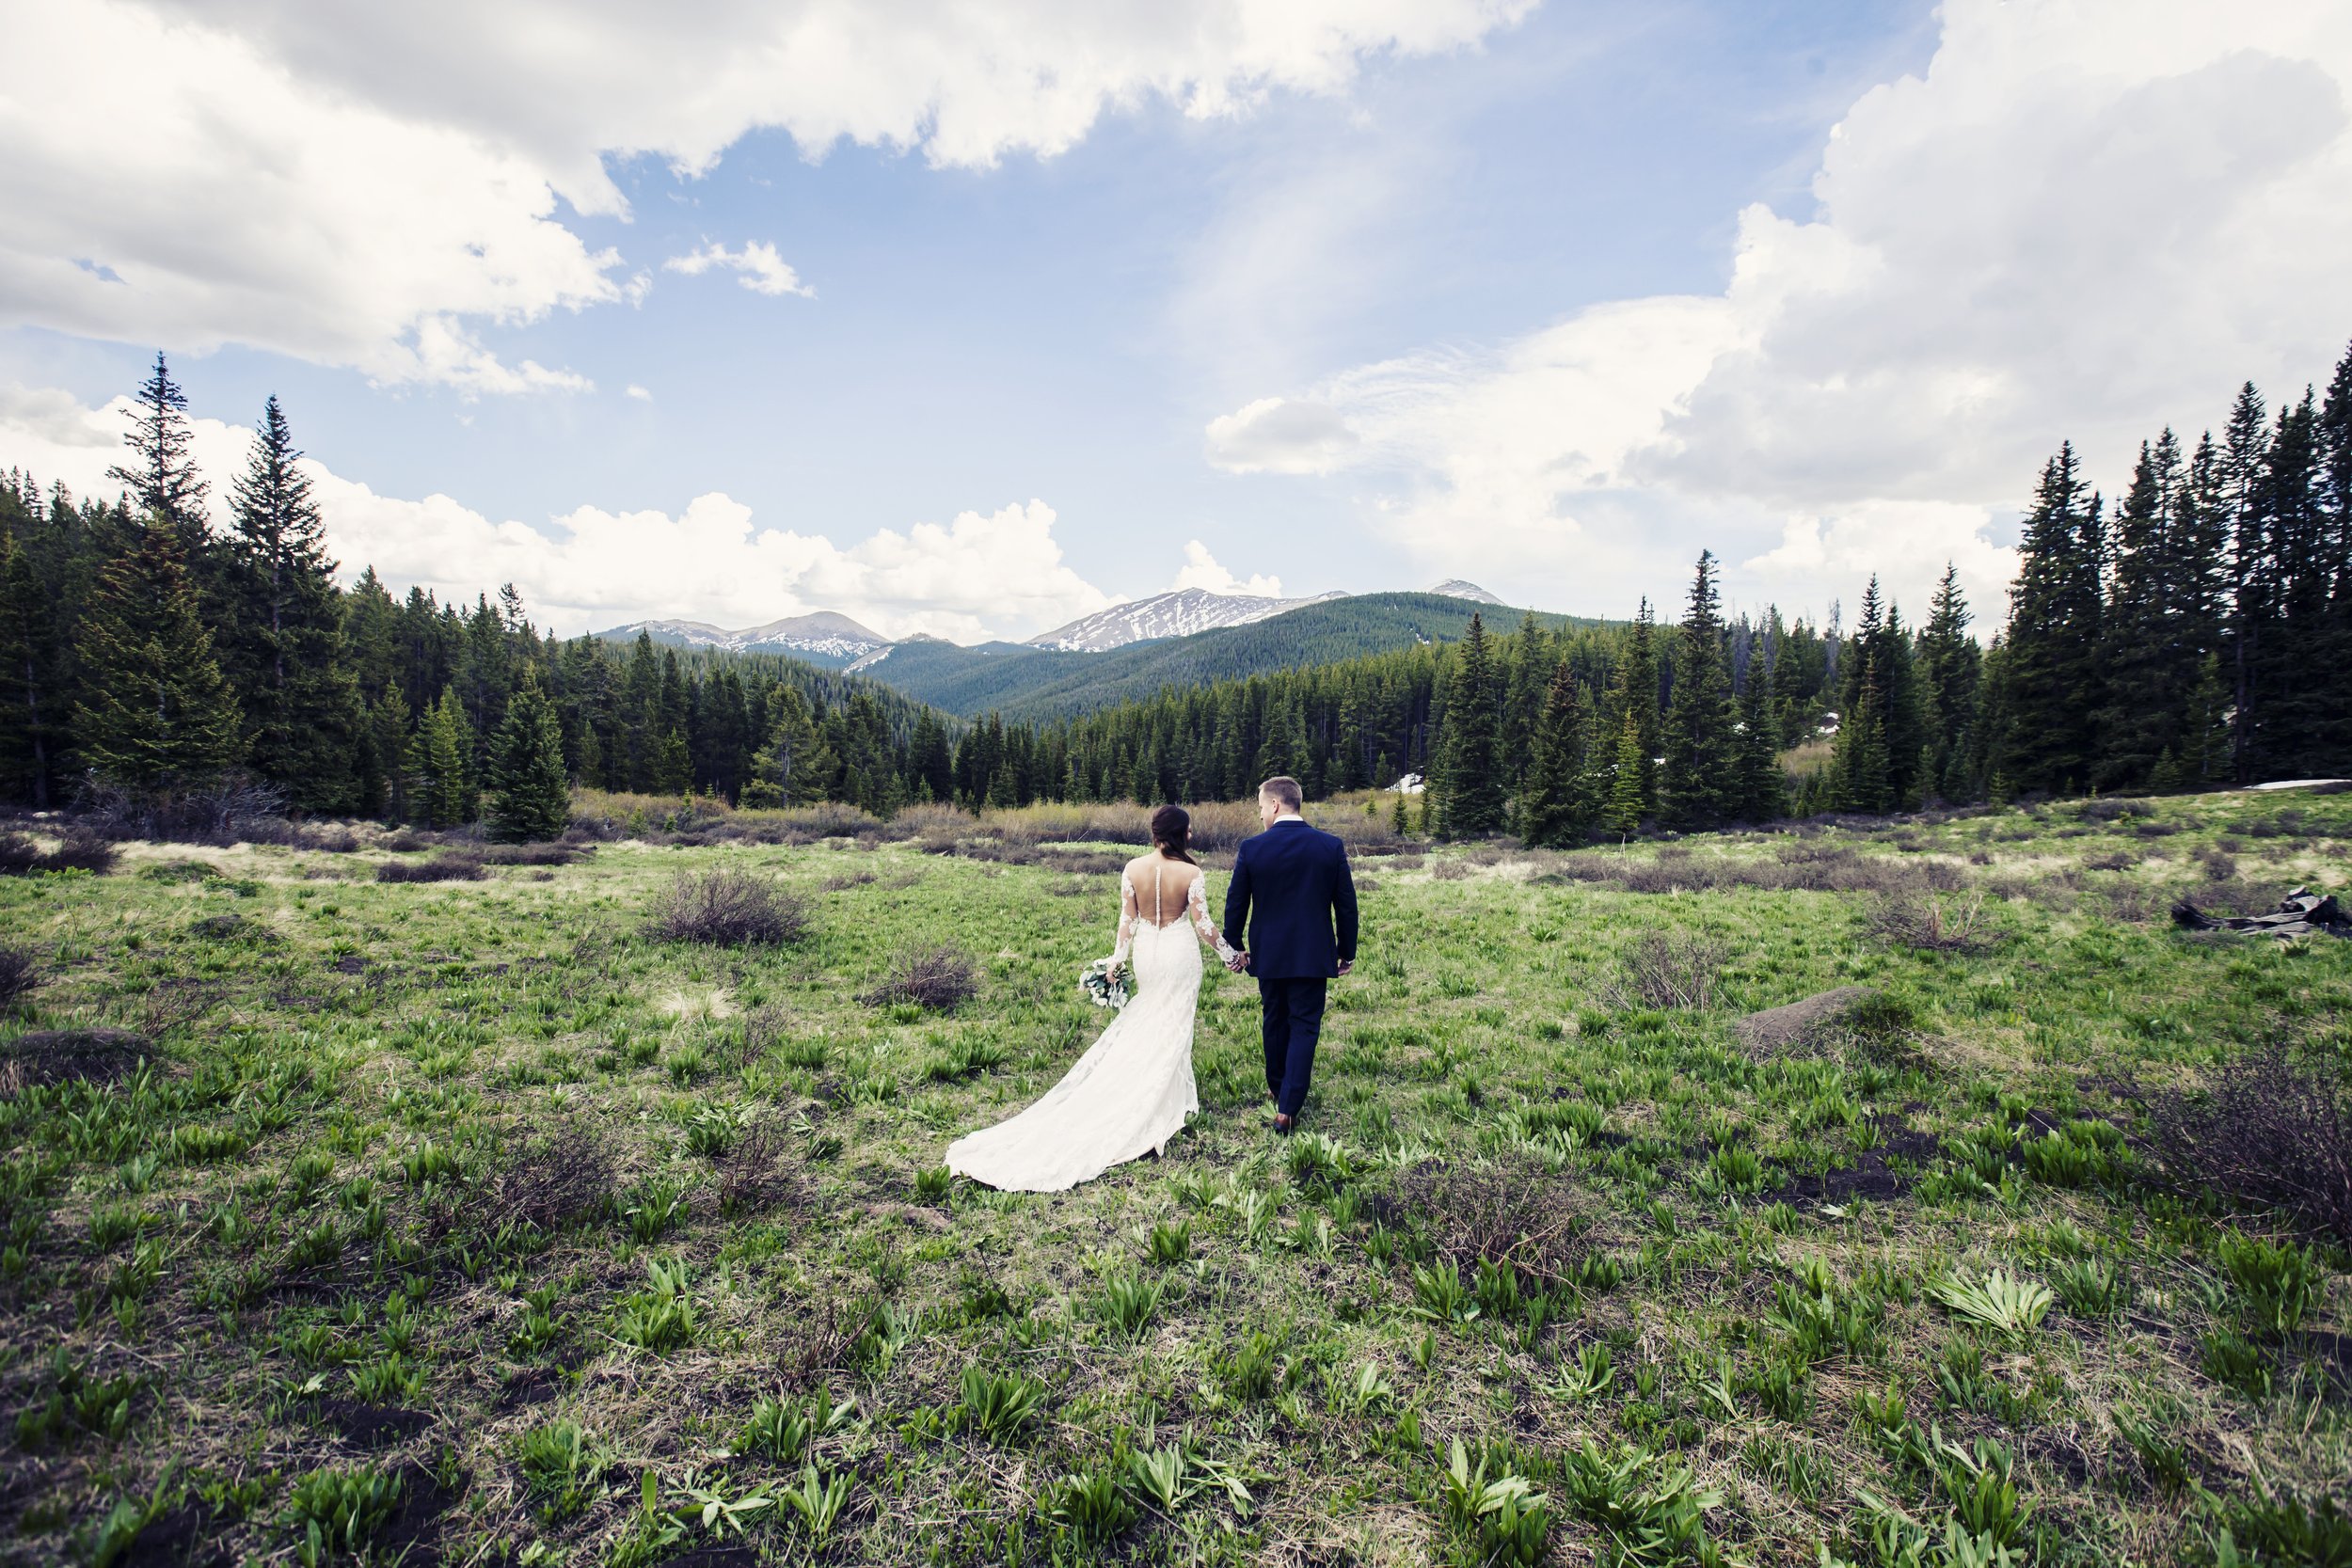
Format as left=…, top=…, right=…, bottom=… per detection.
left=1171, top=540, right=1282, bottom=597
left=663, top=242, right=815, bottom=299
left=0, top=383, right=1113, bottom=642
left=1, top=0, right=1529, bottom=390
left=625, top=385, right=653, bottom=402
left=1204, top=0, right=2352, bottom=620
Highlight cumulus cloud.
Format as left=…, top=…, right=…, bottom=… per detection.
left=0, top=384, right=1114, bottom=642
left=662, top=242, right=815, bottom=298
left=1, top=0, right=1528, bottom=389
left=1204, top=0, right=2352, bottom=619
left=1171, top=540, right=1282, bottom=597
left=1202, top=398, right=1359, bottom=475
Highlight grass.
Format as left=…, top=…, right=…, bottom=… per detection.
left=0, top=789, right=2348, bottom=1564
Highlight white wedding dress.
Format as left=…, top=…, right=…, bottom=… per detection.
left=946, top=861, right=1236, bottom=1193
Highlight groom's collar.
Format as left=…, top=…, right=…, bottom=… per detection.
left=1267, top=814, right=1306, bottom=827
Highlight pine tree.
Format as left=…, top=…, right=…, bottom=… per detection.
left=1829, top=657, right=1891, bottom=813
left=1733, top=655, right=1784, bottom=822
left=486, top=678, right=572, bottom=841
left=1600, top=710, right=1646, bottom=837
left=411, top=688, right=473, bottom=828
left=1435, top=612, right=1506, bottom=835
left=1608, top=598, right=1661, bottom=816
left=2001, top=444, right=2106, bottom=794
left=0, top=530, right=61, bottom=807
left=369, top=682, right=413, bottom=821
left=225, top=394, right=359, bottom=810
left=1660, top=550, right=1734, bottom=830
left=1915, top=564, right=1979, bottom=795
left=1517, top=661, right=1589, bottom=847
left=2221, top=383, right=2270, bottom=781
left=72, top=522, right=242, bottom=791
left=105, top=353, right=212, bottom=555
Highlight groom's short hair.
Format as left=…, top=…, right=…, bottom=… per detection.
left=1259, top=776, right=1303, bottom=812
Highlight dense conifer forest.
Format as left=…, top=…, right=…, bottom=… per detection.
left=4, top=341, right=2349, bottom=839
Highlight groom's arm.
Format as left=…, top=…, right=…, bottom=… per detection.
left=1222, top=845, right=1253, bottom=958
left=1332, top=843, right=1359, bottom=970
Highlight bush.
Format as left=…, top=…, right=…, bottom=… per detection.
left=375, top=855, right=486, bottom=883
left=72, top=774, right=289, bottom=845
left=860, top=944, right=978, bottom=1010
left=495, top=1125, right=616, bottom=1230
left=648, top=869, right=811, bottom=946
left=479, top=842, right=590, bottom=866
left=2149, top=1043, right=2352, bottom=1247
left=1866, top=890, right=2002, bottom=953
left=0, top=830, right=119, bottom=877
left=0, top=945, right=37, bottom=1011
left=1602, top=931, right=1728, bottom=1011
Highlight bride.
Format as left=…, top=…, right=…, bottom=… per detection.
left=946, top=805, right=1238, bottom=1193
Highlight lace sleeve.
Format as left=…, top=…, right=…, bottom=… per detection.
left=1189, top=876, right=1237, bottom=963
left=1113, top=870, right=1137, bottom=964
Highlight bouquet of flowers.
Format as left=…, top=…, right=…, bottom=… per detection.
left=1080, top=956, right=1133, bottom=1011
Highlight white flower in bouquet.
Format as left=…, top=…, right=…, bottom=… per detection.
left=1080, top=956, right=1133, bottom=1010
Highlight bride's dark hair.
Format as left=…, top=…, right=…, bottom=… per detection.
left=1150, top=805, right=1196, bottom=864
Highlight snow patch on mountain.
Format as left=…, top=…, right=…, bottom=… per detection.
left=1426, top=579, right=1503, bottom=605
left=1025, top=587, right=1348, bottom=652
left=598, top=610, right=890, bottom=665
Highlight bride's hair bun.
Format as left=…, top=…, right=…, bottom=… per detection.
left=1150, top=805, right=1196, bottom=863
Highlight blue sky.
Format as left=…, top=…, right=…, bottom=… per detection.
left=3, top=1, right=2346, bottom=639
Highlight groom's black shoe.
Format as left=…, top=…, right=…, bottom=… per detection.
left=1271, top=1113, right=1295, bottom=1135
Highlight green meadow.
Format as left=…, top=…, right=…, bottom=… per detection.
left=1, top=789, right=2347, bottom=1566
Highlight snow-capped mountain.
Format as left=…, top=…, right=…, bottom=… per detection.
left=1427, top=579, right=1503, bottom=606
left=597, top=610, right=890, bottom=666
left=1025, top=588, right=1348, bottom=653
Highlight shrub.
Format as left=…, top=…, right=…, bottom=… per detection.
left=383, top=853, right=485, bottom=884
left=1604, top=931, right=1728, bottom=1011
left=0, top=830, right=119, bottom=877
left=2148, top=1043, right=2352, bottom=1247
left=715, top=1124, right=801, bottom=1216
left=479, top=842, right=591, bottom=866
left=0, top=944, right=38, bottom=1011
left=495, top=1125, right=616, bottom=1231
left=1866, top=890, right=2002, bottom=954
left=647, top=869, right=810, bottom=946
left=860, top=944, right=977, bottom=1010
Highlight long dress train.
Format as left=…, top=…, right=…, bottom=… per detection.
left=946, top=869, right=1232, bottom=1193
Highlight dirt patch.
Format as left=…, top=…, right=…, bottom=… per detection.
left=317, top=1398, right=433, bottom=1449
left=120, top=1499, right=229, bottom=1568
left=1734, top=986, right=1875, bottom=1054
left=1770, top=1117, right=1942, bottom=1207
left=0, top=1027, right=154, bottom=1094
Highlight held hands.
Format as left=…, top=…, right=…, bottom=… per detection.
left=1337, top=959, right=1354, bottom=977
left=1225, top=950, right=1251, bottom=974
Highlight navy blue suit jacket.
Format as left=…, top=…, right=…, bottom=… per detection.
left=1222, top=819, right=1359, bottom=979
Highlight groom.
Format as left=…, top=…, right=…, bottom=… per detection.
left=1223, top=776, right=1359, bottom=1133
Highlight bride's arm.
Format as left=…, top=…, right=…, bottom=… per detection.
left=1112, top=870, right=1138, bottom=964
left=1187, top=876, right=1238, bottom=964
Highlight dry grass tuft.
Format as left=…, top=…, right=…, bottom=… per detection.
left=1391, top=1164, right=1589, bottom=1287
left=715, top=1123, right=802, bottom=1216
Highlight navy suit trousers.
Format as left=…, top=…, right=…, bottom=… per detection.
left=1260, top=975, right=1327, bottom=1118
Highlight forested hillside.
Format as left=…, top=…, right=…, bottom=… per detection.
left=717, top=592, right=1597, bottom=721
left=4, top=338, right=2349, bottom=838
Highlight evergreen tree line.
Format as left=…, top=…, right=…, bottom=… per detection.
left=8, top=339, right=2345, bottom=838
left=0, top=356, right=951, bottom=836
